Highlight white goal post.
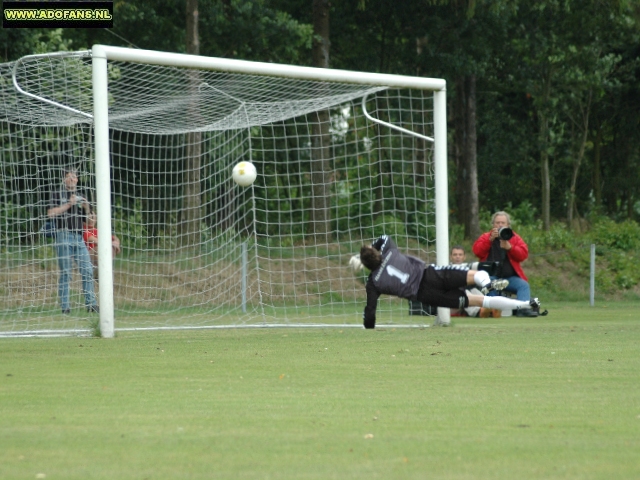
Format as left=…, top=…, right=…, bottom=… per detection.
left=1, top=45, right=450, bottom=337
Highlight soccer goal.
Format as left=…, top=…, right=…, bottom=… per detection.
left=0, top=45, right=449, bottom=337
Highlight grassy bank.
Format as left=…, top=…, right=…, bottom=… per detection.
left=450, top=215, right=640, bottom=302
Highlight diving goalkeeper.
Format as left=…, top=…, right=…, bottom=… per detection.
left=354, top=235, right=542, bottom=329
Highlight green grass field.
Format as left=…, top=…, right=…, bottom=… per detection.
left=1, top=302, right=639, bottom=479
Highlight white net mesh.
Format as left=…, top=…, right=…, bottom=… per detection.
left=0, top=50, right=439, bottom=335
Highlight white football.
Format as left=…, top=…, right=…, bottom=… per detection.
left=232, top=161, right=257, bottom=187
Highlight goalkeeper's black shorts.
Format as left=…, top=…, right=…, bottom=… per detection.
left=417, top=266, right=469, bottom=310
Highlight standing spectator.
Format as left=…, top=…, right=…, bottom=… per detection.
left=472, top=211, right=535, bottom=317
left=47, top=167, right=99, bottom=314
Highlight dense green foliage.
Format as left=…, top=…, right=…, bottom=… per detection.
left=315, top=0, right=640, bottom=223
left=2, top=0, right=639, bottom=235
left=0, top=0, right=640, bottom=270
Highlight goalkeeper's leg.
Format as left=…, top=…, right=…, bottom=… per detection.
left=466, top=270, right=508, bottom=295
left=467, top=293, right=539, bottom=313
left=431, top=264, right=507, bottom=294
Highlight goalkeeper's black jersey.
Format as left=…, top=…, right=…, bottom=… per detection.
left=364, top=235, right=425, bottom=326
left=367, top=235, right=425, bottom=299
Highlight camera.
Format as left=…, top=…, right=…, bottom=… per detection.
left=498, top=227, right=513, bottom=241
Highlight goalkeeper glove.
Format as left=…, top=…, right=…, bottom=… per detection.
left=349, top=254, right=364, bottom=274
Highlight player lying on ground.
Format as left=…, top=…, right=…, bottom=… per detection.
left=354, top=235, right=542, bottom=329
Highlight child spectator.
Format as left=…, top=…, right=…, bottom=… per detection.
left=83, top=212, right=121, bottom=270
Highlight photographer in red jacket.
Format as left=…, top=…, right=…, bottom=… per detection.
left=472, top=211, right=537, bottom=317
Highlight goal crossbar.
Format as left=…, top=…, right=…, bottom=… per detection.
left=94, top=45, right=447, bottom=90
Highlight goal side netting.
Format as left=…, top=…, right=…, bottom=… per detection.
left=0, top=46, right=448, bottom=336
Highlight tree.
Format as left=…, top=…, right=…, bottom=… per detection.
left=310, top=0, right=332, bottom=243
left=411, top=1, right=514, bottom=239
left=179, top=0, right=203, bottom=249
left=504, top=0, right=639, bottom=228
left=7, top=0, right=640, bottom=233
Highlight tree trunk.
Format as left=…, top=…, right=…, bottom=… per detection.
left=592, top=124, right=602, bottom=209
left=179, top=0, right=203, bottom=249
left=454, top=79, right=465, bottom=227
left=310, top=0, right=332, bottom=244
left=454, top=75, right=480, bottom=240
left=540, top=115, right=551, bottom=231
left=186, top=0, right=199, bottom=55
left=567, top=89, right=592, bottom=229
left=313, top=0, right=330, bottom=68
left=463, top=75, right=480, bottom=240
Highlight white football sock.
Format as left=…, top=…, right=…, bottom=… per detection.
left=482, top=296, right=530, bottom=311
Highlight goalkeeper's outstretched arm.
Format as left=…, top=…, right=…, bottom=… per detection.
left=363, top=280, right=379, bottom=329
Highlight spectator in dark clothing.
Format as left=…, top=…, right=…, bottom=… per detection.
left=47, top=168, right=98, bottom=314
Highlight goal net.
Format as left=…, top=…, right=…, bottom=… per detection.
left=0, top=46, right=448, bottom=336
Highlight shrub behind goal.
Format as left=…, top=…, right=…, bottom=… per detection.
left=0, top=46, right=449, bottom=336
